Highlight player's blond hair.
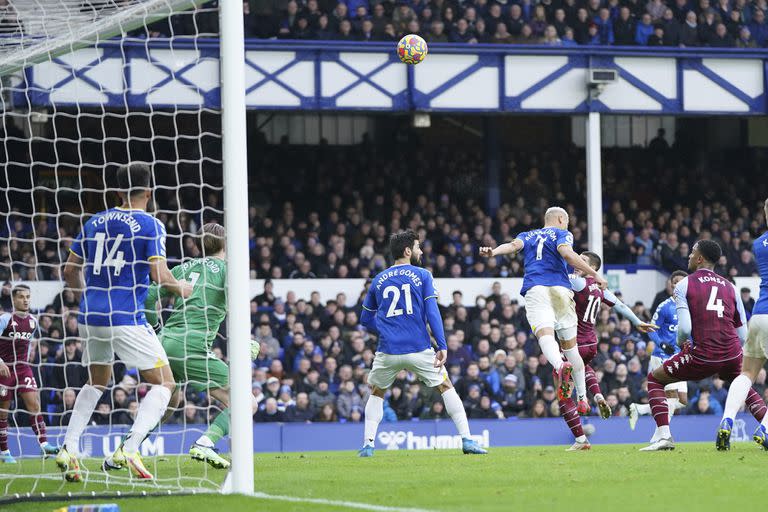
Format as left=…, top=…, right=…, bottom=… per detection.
left=200, top=222, right=225, bottom=256
left=764, top=197, right=768, bottom=221
left=544, top=206, right=569, bottom=226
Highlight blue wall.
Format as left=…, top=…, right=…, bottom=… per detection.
left=5, top=414, right=759, bottom=457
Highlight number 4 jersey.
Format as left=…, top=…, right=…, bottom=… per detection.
left=363, top=264, right=438, bottom=355
left=71, top=207, right=167, bottom=326
left=144, top=257, right=227, bottom=354
left=675, top=268, right=746, bottom=362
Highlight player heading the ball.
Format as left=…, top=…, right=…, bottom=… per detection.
left=358, top=229, right=487, bottom=457
left=57, top=163, right=192, bottom=482
left=0, top=285, right=60, bottom=463
left=480, top=206, right=607, bottom=415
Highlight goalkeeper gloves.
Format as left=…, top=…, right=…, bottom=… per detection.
left=659, top=342, right=675, bottom=356
left=250, top=338, right=261, bottom=360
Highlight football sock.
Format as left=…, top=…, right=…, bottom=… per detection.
left=575, top=435, right=587, bottom=443
left=64, top=384, right=103, bottom=454
left=746, top=387, right=767, bottom=423
left=538, top=334, right=562, bottom=372
left=123, top=385, right=171, bottom=453
left=635, top=403, right=651, bottom=415
left=647, top=374, right=669, bottom=427
left=0, top=416, right=8, bottom=452
left=31, top=414, right=47, bottom=445
left=442, top=387, right=471, bottom=438
left=363, top=395, right=384, bottom=447
left=558, top=397, right=584, bottom=439
left=201, top=409, right=230, bottom=445
left=666, top=398, right=679, bottom=422
left=585, top=365, right=601, bottom=397
left=722, top=374, right=752, bottom=422
left=563, top=346, right=586, bottom=398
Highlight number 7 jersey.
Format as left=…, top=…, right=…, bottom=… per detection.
left=362, top=264, right=438, bottom=355
left=70, top=207, right=167, bottom=326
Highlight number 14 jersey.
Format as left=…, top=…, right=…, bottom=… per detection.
left=71, top=207, right=167, bottom=327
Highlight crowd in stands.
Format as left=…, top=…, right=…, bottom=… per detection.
left=1, top=139, right=767, bottom=430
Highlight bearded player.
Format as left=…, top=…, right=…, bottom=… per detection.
left=0, top=285, right=59, bottom=463
left=641, top=240, right=767, bottom=451
left=717, top=198, right=768, bottom=450
left=481, top=207, right=608, bottom=414
left=628, top=270, right=689, bottom=441
left=358, top=230, right=486, bottom=457
left=560, top=252, right=658, bottom=451
left=103, top=223, right=260, bottom=471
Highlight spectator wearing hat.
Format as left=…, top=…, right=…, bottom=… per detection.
left=500, top=374, right=526, bottom=416
left=741, top=287, right=756, bottom=316
left=264, top=376, right=282, bottom=399
left=680, top=9, right=701, bottom=44
left=469, top=396, right=503, bottom=419
left=420, top=400, right=449, bottom=420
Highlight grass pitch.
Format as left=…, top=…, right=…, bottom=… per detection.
left=1, top=443, right=765, bottom=512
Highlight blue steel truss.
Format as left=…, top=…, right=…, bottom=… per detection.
left=13, top=39, right=768, bottom=115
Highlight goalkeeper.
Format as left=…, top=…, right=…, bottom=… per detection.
left=141, top=222, right=258, bottom=469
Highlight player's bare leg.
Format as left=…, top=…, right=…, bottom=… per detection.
left=0, top=403, right=14, bottom=463
left=109, top=365, right=174, bottom=479
left=720, top=356, right=766, bottom=450
left=536, top=327, right=574, bottom=401
left=57, top=364, right=110, bottom=482
left=359, top=385, right=386, bottom=457
left=639, top=366, right=677, bottom=451
left=19, top=391, right=58, bottom=457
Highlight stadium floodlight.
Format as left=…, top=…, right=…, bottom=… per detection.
left=0, top=0, right=253, bottom=502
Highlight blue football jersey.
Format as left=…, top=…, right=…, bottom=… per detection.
left=753, top=232, right=768, bottom=316
left=362, top=265, right=438, bottom=355
left=647, top=296, right=680, bottom=359
left=515, top=227, right=573, bottom=295
left=70, top=207, right=167, bottom=326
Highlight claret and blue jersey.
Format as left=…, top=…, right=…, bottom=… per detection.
left=70, top=207, right=167, bottom=327
left=361, top=264, right=445, bottom=355
left=515, top=227, right=573, bottom=295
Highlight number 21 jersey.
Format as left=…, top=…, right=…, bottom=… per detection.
left=362, top=264, right=437, bottom=355
left=70, top=207, right=167, bottom=327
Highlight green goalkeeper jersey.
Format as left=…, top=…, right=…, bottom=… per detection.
left=145, top=257, right=227, bottom=353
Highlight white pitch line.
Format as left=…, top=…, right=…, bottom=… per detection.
left=249, top=492, right=439, bottom=512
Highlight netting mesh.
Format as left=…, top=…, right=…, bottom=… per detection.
left=0, top=0, right=230, bottom=499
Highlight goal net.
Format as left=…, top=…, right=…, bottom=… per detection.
left=0, top=0, right=232, bottom=502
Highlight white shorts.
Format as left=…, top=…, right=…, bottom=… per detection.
left=79, top=323, right=169, bottom=371
left=524, top=285, right=578, bottom=340
left=368, top=349, right=448, bottom=390
left=649, top=355, right=688, bottom=394
left=743, top=314, right=768, bottom=360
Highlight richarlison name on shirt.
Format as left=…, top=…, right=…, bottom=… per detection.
left=522, top=228, right=560, bottom=242
left=376, top=268, right=423, bottom=290
left=91, top=211, right=143, bottom=233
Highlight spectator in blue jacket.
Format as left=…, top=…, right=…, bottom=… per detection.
left=635, top=13, right=654, bottom=44
left=749, top=8, right=768, bottom=46
left=478, top=355, right=501, bottom=397
left=594, top=8, right=615, bottom=43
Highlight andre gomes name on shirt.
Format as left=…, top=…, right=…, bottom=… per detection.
left=376, top=267, right=423, bottom=290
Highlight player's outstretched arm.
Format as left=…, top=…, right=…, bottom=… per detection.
left=150, top=259, right=193, bottom=298
left=558, top=245, right=608, bottom=289
left=479, top=239, right=523, bottom=258
left=63, top=252, right=85, bottom=302
left=606, top=290, right=658, bottom=333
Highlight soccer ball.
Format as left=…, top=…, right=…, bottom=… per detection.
left=397, top=34, right=428, bottom=65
